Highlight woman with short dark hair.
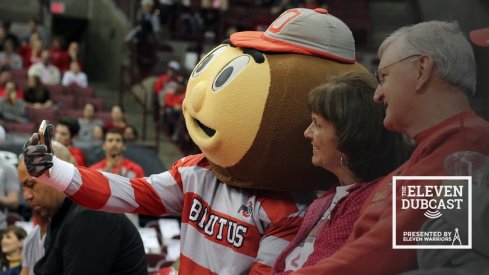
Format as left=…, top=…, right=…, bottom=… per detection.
left=272, top=72, right=412, bottom=274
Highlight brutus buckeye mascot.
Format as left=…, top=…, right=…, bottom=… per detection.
left=23, top=8, right=369, bottom=274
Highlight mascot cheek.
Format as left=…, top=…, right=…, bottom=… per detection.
left=183, top=46, right=271, bottom=167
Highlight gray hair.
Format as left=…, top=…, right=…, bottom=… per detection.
left=378, top=21, right=476, bottom=96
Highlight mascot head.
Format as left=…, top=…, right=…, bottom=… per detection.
left=183, top=8, right=369, bottom=191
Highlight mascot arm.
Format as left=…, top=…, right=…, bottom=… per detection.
left=250, top=194, right=308, bottom=274
left=50, top=158, right=187, bottom=217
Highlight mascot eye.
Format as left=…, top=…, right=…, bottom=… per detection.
left=212, top=55, right=250, bottom=91
left=192, top=45, right=227, bottom=78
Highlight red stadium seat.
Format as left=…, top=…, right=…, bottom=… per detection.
left=26, top=106, right=57, bottom=128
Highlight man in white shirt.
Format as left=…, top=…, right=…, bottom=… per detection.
left=19, top=213, right=48, bottom=275
left=61, top=61, right=87, bottom=88
left=27, top=50, right=60, bottom=85
left=0, top=125, right=20, bottom=230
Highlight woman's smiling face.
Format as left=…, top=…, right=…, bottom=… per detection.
left=304, top=113, right=342, bottom=172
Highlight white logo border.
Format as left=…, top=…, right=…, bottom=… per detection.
left=392, top=176, right=472, bottom=249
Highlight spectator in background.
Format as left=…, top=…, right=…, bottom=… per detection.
left=0, top=66, right=23, bottom=99
left=0, top=129, right=20, bottom=231
left=0, top=39, right=23, bottom=70
left=138, top=0, right=160, bottom=35
left=0, top=22, right=20, bottom=51
left=153, top=60, right=182, bottom=120
left=18, top=141, right=147, bottom=275
left=0, top=225, right=27, bottom=275
left=0, top=82, right=29, bottom=124
left=61, top=61, right=87, bottom=88
left=19, top=213, right=48, bottom=275
left=0, top=125, right=5, bottom=145
left=161, top=76, right=185, bottom=141
left=87, top=124, right=106, bottom=166
left=77, top=103, right=103, bottom=143
left=0, top=66, right=10, bottom=86
left=23, top=75, right=52, bottom=109
left=20, top=19, right=46, bottom=46
left=18, top=33, right=42, bottom=69
left=27, top=50, right=60, bottom=85
left=126, top=0, right=160, bottom=79
left=123, top=125, right=138, bottom=143
left=157, top=0, right=177, bottom=27
left=92, top=124, right=104, bottom=144
left=90, top=129, right=144, bottom=178
left=54, top=117, right=86, bottom=167
left=67, top=42, right=82, bottom=69
left=154, top=60, right=181, bottom=97
left=48, top=36, right=69, bottom=73
left=105, top=105, right=128, bottom=132
left=90, top=129, right=144, bottom=227
left=0, top=65, right=11, bottom=88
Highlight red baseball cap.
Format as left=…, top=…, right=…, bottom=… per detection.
left=230, top=8, right=355, bottom=63
left=470, top=27, right=489, bottom=47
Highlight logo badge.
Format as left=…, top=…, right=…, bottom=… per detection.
left=237, top=201, right=253, bottom=218
left=392, top=176, right=472, bottom=249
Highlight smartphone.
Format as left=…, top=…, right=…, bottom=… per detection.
left=38, top=120, right=48, bottom=145
left=38, top=120, right=51, bottom=177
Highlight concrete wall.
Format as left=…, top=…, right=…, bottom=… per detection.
left=60, top=0, right=130, bottom=85
left=0, top=0, right=41, bottom=22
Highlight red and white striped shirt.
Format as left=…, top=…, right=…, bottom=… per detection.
left=42, top=154, right=313, bottom=275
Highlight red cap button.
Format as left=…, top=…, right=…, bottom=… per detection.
left=314, top=8, right=328, bottom=14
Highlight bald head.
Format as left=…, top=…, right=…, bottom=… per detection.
left=51, top=140, right=77, bottom=165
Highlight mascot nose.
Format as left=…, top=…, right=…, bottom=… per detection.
left=189, top=82, right=206, bottom=112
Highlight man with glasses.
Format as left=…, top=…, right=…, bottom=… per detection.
left=287, top=21, right=489, bottom=274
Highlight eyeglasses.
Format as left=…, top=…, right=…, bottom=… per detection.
left=373, top=54, right=421, bottom=86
